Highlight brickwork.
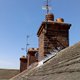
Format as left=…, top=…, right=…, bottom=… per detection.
left=27, top=48, right=39, bottom=67
left=37, top=14, right=71, bottom=61
left=44, top=23, right=70, bottom=52
left=38, top=31, right=45, bottom=61
left=20, top=48, right=38, bottom=72
left=20, top=56, right=27, bottom=72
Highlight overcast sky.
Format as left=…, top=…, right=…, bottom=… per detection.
left=0, top=0, right=80, bottom=69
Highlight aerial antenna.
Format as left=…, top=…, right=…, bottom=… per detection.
left=42, top=0, right=52, bottom=33
left=26, top=35, right=30, bottom=53
left=42, top=0, right=52, bottom=15
left=21, top=35, right=30, bottom=56
left=42, top=0, right=52, bottom=52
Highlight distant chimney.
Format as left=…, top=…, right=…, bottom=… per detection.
left=20, top=56, right=27, bottom=72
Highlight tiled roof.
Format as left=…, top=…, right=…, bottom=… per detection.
left=10, top=42, right=80, bottom=80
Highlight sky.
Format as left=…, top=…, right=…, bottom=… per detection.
left=0, top=0, right=80, bottom=69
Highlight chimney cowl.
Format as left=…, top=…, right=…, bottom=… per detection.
left=45, top=13, right=54, bottom=21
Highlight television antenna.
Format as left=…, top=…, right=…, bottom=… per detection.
left=42, top=0, right=52, bottom=33
left=21, top=35, right=30, bottom=55
left=26, top=35, right=30, bottom=53
left=42, top=0, right=52, bottom=15
left=42, top=0, right=52, bottom=52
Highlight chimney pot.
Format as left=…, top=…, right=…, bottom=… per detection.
left=56, top=18, right=64, bottom=22
left=45, top=13, right=54, bottom=21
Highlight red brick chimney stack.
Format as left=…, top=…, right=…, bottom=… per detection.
left=37, top=13, right=71, bottom=61
left=20, top=56, right=27, bottom=72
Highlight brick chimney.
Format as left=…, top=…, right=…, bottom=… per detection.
left=37, top=13, right=71, bottom=61
left=27, top=48, right=39, bottom=67
left=20, top=56, right=27, bottom=72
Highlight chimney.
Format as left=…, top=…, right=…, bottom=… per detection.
left=27, top=48, right=39, bottom=67
left=37, top=13, right=71, bottom=61
left=20, top=56, right=27, bottom=72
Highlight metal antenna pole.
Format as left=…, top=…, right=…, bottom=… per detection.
left=46, top=0, right=49, bottom=14
left=42, top=0, right=52, bottom=32
left=42, top=0, right=52, bottom=15
left=42, top=0, right=52, bottom=53
left=21, top=35, right=30, bottom=56
left=26, top=35, right=29, bottom=54
left=45, top=0, right=49, bottom=32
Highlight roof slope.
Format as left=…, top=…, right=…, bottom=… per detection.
left=10, top=42, right=80, bottom=80
left=0, top=69, right=19, bottom=80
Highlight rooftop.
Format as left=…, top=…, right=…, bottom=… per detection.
left=10, top=42, right=80, bottom=80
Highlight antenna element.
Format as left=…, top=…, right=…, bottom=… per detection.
left=21, top=35, right=30, bottom=55
left=26, top=35, right=30, bottom=53
left=42, top=0, right=52, bottom=14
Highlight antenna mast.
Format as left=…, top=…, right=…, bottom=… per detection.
left=21, top=35, right=30, bottom=56
left=46, top=0, right=49, bottom=14
left=42, top=0, right=52, bottom=52
left=42, top=0, right=52, bottom=15
left=26, top=35, right=29, bottom=54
